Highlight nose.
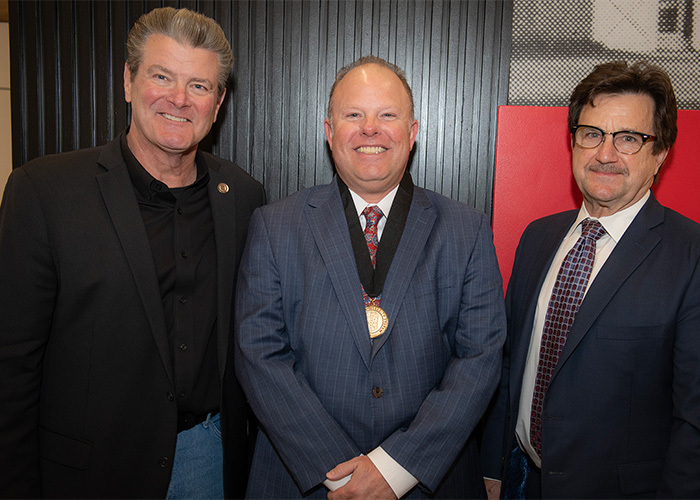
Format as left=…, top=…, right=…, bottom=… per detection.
left=168, top=83, right=190, bottom=108
left=360, top=115, right=380, bottom=136
left=595, top=133, right=619, bottom=162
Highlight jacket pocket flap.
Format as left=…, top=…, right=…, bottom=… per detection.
left=40, top=427, right=92, bottom=471
left=618, top=459, right=663, bottom=495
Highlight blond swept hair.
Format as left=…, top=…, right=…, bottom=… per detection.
left=126, top=7, right=233, bottom=96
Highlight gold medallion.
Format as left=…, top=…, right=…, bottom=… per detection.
left=366, top=305, right=388, bottom=338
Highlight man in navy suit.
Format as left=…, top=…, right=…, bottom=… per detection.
left=234, top=56, right=506, bottom=499
left=0, top=8, right=264, bottom=498
left=482, top=61, right=700, bottom=498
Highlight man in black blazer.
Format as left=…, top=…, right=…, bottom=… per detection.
left=0, top=7, right=264, bottom=499
left=483, top=61, right=700, bottom=498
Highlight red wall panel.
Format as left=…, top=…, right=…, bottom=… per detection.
left=493, top=106, right=700, bottom=290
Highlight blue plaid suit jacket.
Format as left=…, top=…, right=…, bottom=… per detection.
left=235, top=179, right=506, bottom=498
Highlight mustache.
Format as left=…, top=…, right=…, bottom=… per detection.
left=587, top=164, right=628, bottom=175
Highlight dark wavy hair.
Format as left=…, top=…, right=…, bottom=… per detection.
left=568, top=61, right=677, bottom=156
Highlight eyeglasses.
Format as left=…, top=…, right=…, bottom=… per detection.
left=571, top=125, right=656, bottom=155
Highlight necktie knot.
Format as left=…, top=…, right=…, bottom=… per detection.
left=362, top=206, right=383, bottom=229
left=580, top=218, right=606, bottom=242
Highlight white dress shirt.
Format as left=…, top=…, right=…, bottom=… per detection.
left=515, top=191, right=650, bottom=467
left=323, top=184, right=419, bottom=498
left=349, top=185, right=397, bottom=239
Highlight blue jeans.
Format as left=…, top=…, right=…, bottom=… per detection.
left=166, top=413, right=224, bottom=500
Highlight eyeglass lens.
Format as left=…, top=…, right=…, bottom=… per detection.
left=574, top=126, right=646, bottom=154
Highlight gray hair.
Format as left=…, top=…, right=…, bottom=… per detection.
left=126, top=7, right=233, bottom=96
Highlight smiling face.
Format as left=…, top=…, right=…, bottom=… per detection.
left=124, top=34, right=225, bottom=164
left=572, top=93, right=669, bottom=217
left=324, top=63, right=419, bottom=203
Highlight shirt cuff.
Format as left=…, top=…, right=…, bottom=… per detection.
left=368, top=447, right=419, bottom=499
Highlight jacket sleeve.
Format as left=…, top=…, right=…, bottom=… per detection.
left=480, top=224, right=533, bottom=482
left=377, top=213, right=507, bottom=492
left=234, top=208, right=361, bottom=494
left=0, top=168, right=57, bottom=498
left=657, top=252, right=700, bottom=497
left=480, top=309, right=512, bottom=481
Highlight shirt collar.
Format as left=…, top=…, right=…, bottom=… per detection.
left=349, top=184, right=400, bottom=220
left=569, top=190, right=651, bottom=243
left=120, top=129, right=209, bottom=198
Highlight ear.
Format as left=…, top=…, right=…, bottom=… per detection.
left=653, top=148, right=670, bottom=176
left=324, top=119, right=333, bottom=150
left=123, top=63, right=133, bottom=103
left=212, top=88, right=227, bottom=123
left=409, top=119, right=419, bottom=149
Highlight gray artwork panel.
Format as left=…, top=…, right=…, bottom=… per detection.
left=510, top=0, right=699, bottom=109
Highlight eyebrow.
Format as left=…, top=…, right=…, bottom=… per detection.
left=147, top=64, right=173, bottom=76
left=146, top=65, right=214, bottom=87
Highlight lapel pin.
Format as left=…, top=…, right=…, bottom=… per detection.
left=217, top=183, right=229, bottom=194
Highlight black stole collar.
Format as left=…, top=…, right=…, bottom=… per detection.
left=337, top=171, right=414, bottom=298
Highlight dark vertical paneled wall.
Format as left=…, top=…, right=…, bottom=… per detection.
left=10, top=0, right=512, bottom=214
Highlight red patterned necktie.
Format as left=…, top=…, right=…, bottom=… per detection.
left=361, top=206, right=383, bottom=309
left=530, top=218, right=607, bottom=456
left=362, top=206, right=383, bottom=268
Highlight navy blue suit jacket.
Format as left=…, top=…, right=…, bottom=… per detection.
left=235, top=179, right=506, bottom=498
left=482, top=193, right=700, bottom=498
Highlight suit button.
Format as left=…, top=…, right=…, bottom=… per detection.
left=372, top=387, right=383, bottom=398
left=159, top=456, right=169, bottom=467
left=167, top=392, right=174, bottom=401
left=179, top=391, right=187, bottom=399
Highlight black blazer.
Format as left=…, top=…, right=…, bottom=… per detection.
left=0, top=135, right=265, bottom=498
left=483, top=193, right=700, bottom=498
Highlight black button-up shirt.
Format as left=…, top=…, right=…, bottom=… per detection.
left=121, top=132, right=219, bottom=415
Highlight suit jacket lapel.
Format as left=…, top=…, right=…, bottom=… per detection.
left=207, top=161, right=238, bottom=381
left=369, top=187, right=435, bottom=357
left=506, top=215, right=578, bottom=409
left=95, top=138, right=173, bottom=385
left=305, top=182, right=373, bottom=368
left=555, top=195, right=664, bottom=376
left=507, top=212, right=576, bottom=404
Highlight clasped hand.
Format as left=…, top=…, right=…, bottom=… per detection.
left=326, top=456, right=397, bottom=500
